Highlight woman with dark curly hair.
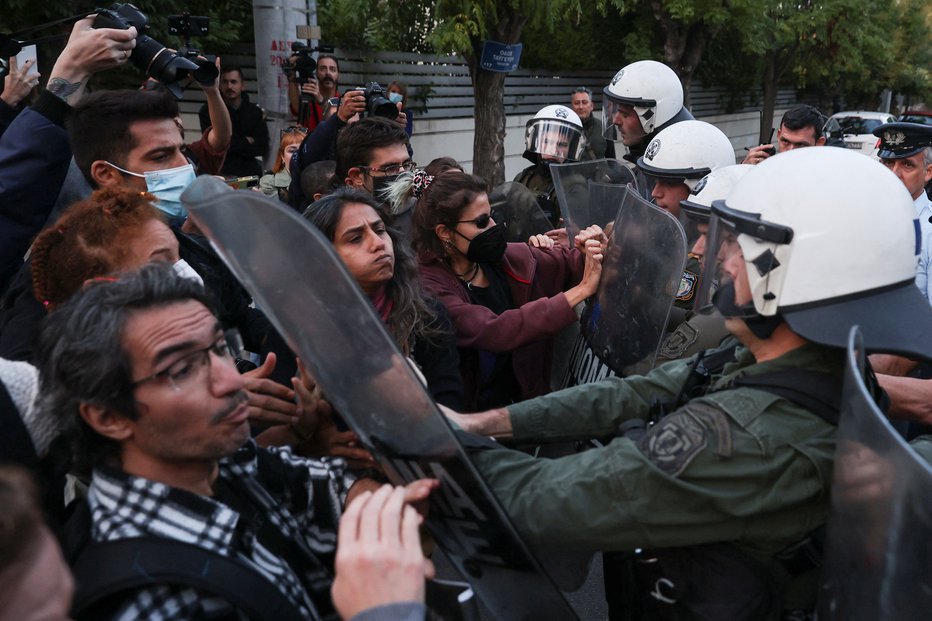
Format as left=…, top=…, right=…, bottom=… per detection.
left=303, top=187, right=464, bottom=409
left=411, top=170, right=604, bottom=410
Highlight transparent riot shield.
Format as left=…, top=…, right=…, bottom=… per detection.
left=818, top=326, right=932, bottom=620
left=560, top=187, right=687, bottom=388
left=488, top=181, right=553, bottom=242
left=182, top=177, right=579, bottom=621
left=550, top=159, right=637, bottom=239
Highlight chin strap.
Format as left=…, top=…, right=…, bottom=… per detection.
left=712, top=282, right=783, bottom=339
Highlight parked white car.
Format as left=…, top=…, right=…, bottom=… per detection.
left=823, top=111, right=896, bottom=159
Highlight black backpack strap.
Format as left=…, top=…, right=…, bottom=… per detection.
left=732, top=369, right=842, bottom=425
left=71, top=537, right=306, bottom=621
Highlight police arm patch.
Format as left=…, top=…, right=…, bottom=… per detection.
left=676, top=270, right=697, bottom=302
left=636, top=411, right=708, bottom=477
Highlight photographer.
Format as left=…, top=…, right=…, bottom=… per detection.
left=286, top=53, right=340, bottom=131
left=198, top=64, right=268, bottom=177
left=288, top=85, right=407, bottom=209
left=0, top=15, right=135, bottom=293
left=167, top=56, right=229, bottom=176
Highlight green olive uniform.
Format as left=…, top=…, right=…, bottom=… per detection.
left=472, top=342, right=842, bottom=557
left=514, top=165, right=560, bottom=226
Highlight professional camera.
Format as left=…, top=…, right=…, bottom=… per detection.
left=282, top=41, right=317, bottom=84
left=167, top=13, right=218, bottom=86
left=93, top=3, right=198, bottom=98
left=359, top=82, right=398, bottom=120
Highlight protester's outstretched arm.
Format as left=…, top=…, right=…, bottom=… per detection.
left=332, top=485, right=433, bottom=621
left=197, top=57, right=231, bottom=152
left=45, top=16, right=136, bottom=106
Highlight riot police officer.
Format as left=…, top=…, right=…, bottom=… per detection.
left=602, top=60, right=694, bottom=197
left=513, top=104, right=585, bottom=226
left=447, top=147, right=932, bottom=620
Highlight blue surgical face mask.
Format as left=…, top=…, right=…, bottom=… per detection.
left=106, top=162, right=196, bottom=226
left=388, top=92, right=403, bottom=104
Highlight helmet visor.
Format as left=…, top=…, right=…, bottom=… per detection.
left=526, top=119, right=582, bottom=162
left=602, top=96, right=655, bottom=140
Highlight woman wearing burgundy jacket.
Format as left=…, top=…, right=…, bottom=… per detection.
left=411, top=170, right=604, bottom=410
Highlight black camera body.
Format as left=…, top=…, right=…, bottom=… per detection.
left=283, top=41, right=317, bottom=84
left=359, top=82, right=398, bottom=120
left=93, top=3, right=198, bottom=98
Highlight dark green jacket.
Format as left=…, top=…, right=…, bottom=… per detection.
left=472, top=342, right=843, bottom=557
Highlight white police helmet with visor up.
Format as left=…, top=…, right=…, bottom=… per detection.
left=636, top=120, right=736, bottom=191
left=602, top=60, right=684, bottom=140
left=680, top=164, right=754, bottom=223
left=695, top=147, right=932, bottom=357
left=524, top=105, right=584, bottom=163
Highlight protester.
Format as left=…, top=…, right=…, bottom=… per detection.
left=199, top=65, right=269, bottom=177
left=260, top=125, right=307, bottom=202
left=412, top=170, right=604, bottom=409
left=16, top=188, right=298, bottom=429
left=300, top=159, right=337, bottom=207
left=36, top=263, right=436, bottom=619
left=303, top=187, right=464, bottom=409
left=0, top=466, right=73, bottom=621
left=388, top=81, right=413, bottom=137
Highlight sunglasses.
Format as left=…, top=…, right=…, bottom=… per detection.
left=457, top=213, right=493, bottom=229
left=280, top=125, right=308, bottom=136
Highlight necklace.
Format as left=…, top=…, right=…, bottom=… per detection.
left=456, top=262, right=480, bottom=287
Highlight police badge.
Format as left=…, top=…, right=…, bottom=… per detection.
left=555, top=107, right=569, bottom=119
left=884, top=130, right=906, bottom=146
left=611, top=69, right=625, bottom=86
left=645, top=139, right=661, bottom=161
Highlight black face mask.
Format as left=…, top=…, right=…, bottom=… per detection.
left=371, top=173, right=401, bottom=202
left=712, top=281, right=783, bottom=339
left=463, top=225, right=507, bottom=264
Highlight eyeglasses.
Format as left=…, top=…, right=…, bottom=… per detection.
left=132, top=329, right=244, bottom=392
left=359, top=160, right=416, bottom=176
left=281, top=126, right=308, bottom=136
left=457, top=213, right=492, bottom=229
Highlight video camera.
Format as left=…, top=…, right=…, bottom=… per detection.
left=358, top=81, right=398, bottom=120
left=281, top=41, right=334, bottom=85
left=92, top=3, right=214, bottom=98
left=168, top=12, right=218, bottom=82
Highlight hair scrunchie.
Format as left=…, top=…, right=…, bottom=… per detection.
left=410, top=169, right=435, bottom=199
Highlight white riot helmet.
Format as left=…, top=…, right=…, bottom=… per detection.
left=680, top=164, right=753, bottom=222
left=697, top=148, right=932, bottom=356
left=524, top=105, right=584, bottom=163
left=636, top=121, right=736, bottom=190
left=602, top=60, right=684, bottom=140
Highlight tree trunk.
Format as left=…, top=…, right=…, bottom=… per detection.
left=468, top=57, right=509, bottom=185
left=466, top=5, right=527, bottom=187
left=650, top=1, right=723, bottom=108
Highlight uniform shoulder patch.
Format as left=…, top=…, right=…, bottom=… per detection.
left=676, top=270, right=697, bottom=302
left=636, top=411, right=708, bottom=477
left=658, top=319, right=699, bottom=360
